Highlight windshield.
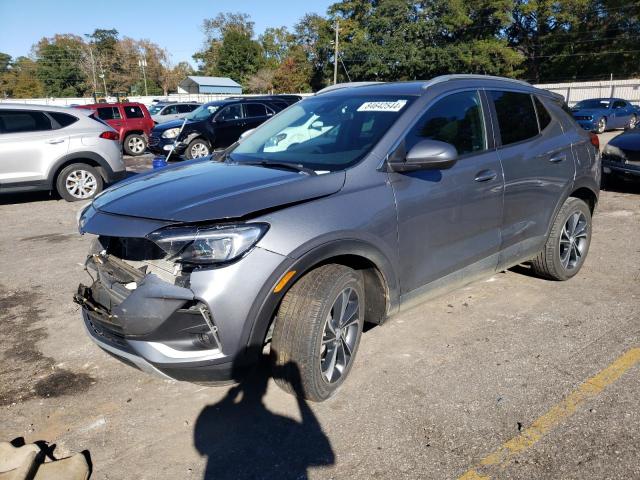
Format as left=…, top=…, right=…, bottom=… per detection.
left=186, top=103, right=221, bottom=121
left=231, top=95, right=414, bottom=171
left=148, top=105, right=164, bottom=115
left=574, top=99, right=610, bottom=110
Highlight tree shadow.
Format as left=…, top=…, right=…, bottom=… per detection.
left=194, top=353, right=334, bottom=480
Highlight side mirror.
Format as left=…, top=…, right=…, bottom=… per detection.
left=239, top=128, right=255, bottom=140
left=388, top=139, right=458, bottom=172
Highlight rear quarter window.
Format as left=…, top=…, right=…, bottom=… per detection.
left=0, top=110, right=52, bottom=134
left=489, top=91, right=539, bottom=146
left=124, top=105, right=145, bottom=119
left=533, top=97, right=552, bottom=131
left=50, top=112, right=79, bottom=128
left=97, top=107, right=121, bottom=120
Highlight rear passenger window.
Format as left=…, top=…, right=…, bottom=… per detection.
left=217, top=104, right=243, bottom=121
left=0, top=110, right=52, bottom=133
left=177, top=104, right=196, bottom=113
left=97, top=107, right=121, bottom=120
left=489, top=91, right=539, bottom=145
left=124, top=106, right=144, bottom=119
left=245, top=103, right=268, bottom=118
left=534, top=97, right=552, bottom=131
left=50, top=112, right=78, bottom=128
left=406, top=90, right=486, bottom=155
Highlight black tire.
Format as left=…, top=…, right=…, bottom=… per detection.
left=184, top=138, right=211, bottom=159
left=123, top=133, right=146, bottom=156
left=271, top=264, right=365, bottom=402
left=595, top=117, right=607, bottom=134
left=530, top=197, right=592, bottom=281
left=55, top=163, right=104, bottom=202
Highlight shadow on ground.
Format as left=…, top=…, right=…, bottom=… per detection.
left=194, top=354, right=334, bottom=480
left=601, top=176, right=640, bottom=195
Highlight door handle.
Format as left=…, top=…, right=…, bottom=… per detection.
left=549, top=154, right=566, bottom=163
left=47, top=139, right=65, bottom=144
left=474, top=170, right=497, bottom=182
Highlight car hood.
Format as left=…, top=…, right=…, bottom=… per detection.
left=572, top=109, right=606, bottom=117
left=609, top=129, right=640, bottom=152
left=151, top=118, right=200, bottom=132
left=92, top=159, right=346, bottom=223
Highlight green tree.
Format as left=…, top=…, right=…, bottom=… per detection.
left=215, top=29, right=264, bottom=85
left=0, top=57, right=44, bottom=98
left=260, top=27, right=295, bottom=67
left=34, top=34, right=88, bottom=97
left=193, top=12, right=255, bottom=75
left=0, top=52, right=11, bottom=73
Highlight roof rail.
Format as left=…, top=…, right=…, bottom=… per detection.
left=424, top=74, right=532, bottom=89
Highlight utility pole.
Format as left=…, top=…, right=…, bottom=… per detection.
left=98, top=60, right=108, bottom=99
left=88, top=47, right=98, bottom=96
left=333, top=20, right=339, bottom=85
left=138, top=58, right=148, bottom=96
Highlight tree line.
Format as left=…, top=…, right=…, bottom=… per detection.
left=1, top=0, right=639, bottom=98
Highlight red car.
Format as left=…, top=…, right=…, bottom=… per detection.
left=77, top=102, right=154, bottom=156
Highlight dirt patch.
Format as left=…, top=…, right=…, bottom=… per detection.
left=0, top=284, right=94, bottom=406
left=20, top=233, right=77, bottom=244
left=34, top=370, right=95, bottom=399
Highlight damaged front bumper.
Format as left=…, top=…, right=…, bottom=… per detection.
left=75, top=252, right=239, bottom=383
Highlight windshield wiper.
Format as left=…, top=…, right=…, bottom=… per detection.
left=239, top=160, right=318, bottom=176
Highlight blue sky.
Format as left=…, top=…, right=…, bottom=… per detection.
left=0, top=0, right=335, bottom=65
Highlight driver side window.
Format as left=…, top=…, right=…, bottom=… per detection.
left=217, top=104, right=243, bottom=121
left=405, top=91, right=486, bottom=156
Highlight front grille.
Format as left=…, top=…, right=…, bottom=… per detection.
left=148, top=136, right=160, bottom=147
left=100, top=236, right=166, bottom=261
left=575, top=116, right=592, bottom=121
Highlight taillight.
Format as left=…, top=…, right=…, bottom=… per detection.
left=589, top=132, right=599, bottom=149
left=100, top=131, right=120, bottom=141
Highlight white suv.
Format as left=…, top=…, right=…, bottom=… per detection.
left=0, top=104, right=126, bottom=201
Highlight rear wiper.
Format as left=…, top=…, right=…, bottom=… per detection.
left=240, top=161, right=317, bottom=176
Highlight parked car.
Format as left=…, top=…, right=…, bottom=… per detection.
left=571, top=98, right=638, bottom=133
left=148, top=102, right=201, bottom=124
left=0, top=104, right=125, bottom=201
left=75, top=75, right=599, bottom=401
left=77, top=102, right=154, bottom=156
left=601, top=125, right=640, bottom=185
left=148, top=97, right=294, bottom=159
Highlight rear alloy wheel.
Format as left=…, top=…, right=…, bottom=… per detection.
left=271, top=264, right=365, bottom=402
left=626, top=114, right=637, bottom=130
left=596, top=117, right=607, bottom=134
left=56, top=163, right=103, bottom=202
left=123, top=134, right=146, bottom=156
left=530, top=197, right=592, bottom=280
left=185, top=139, right=211, bottom=159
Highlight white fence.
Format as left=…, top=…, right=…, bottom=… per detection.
left=0, top=93, right=313, bottom=107
left=534, top=78, right=640, bottom=106
left=2, top=79, right=640, bottom=107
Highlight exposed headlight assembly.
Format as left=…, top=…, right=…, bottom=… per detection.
left=147, top=224, right=269, bottom=265
left=162, top=128, right=180, bottom=139
left=603, top=144, right=626, bottom=160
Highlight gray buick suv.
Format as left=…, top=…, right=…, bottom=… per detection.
left=75, top=76, right=600, bottom=401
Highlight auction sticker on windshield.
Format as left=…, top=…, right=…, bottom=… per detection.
left=357, top=100, right=407, bottom=112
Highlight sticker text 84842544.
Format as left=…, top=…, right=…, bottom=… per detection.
left=357, top=100, right=408, bottom=112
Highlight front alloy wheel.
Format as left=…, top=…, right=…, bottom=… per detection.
left=320, top=287, right=360, bottom=383
left=271, top=264, right=365, bottom=401
left=187, top=139, right=210, bottom=159
left=596, top=117, right=607, bottom=134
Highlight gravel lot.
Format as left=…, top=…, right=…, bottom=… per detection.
left=1, top=135, right=639, bottom=479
